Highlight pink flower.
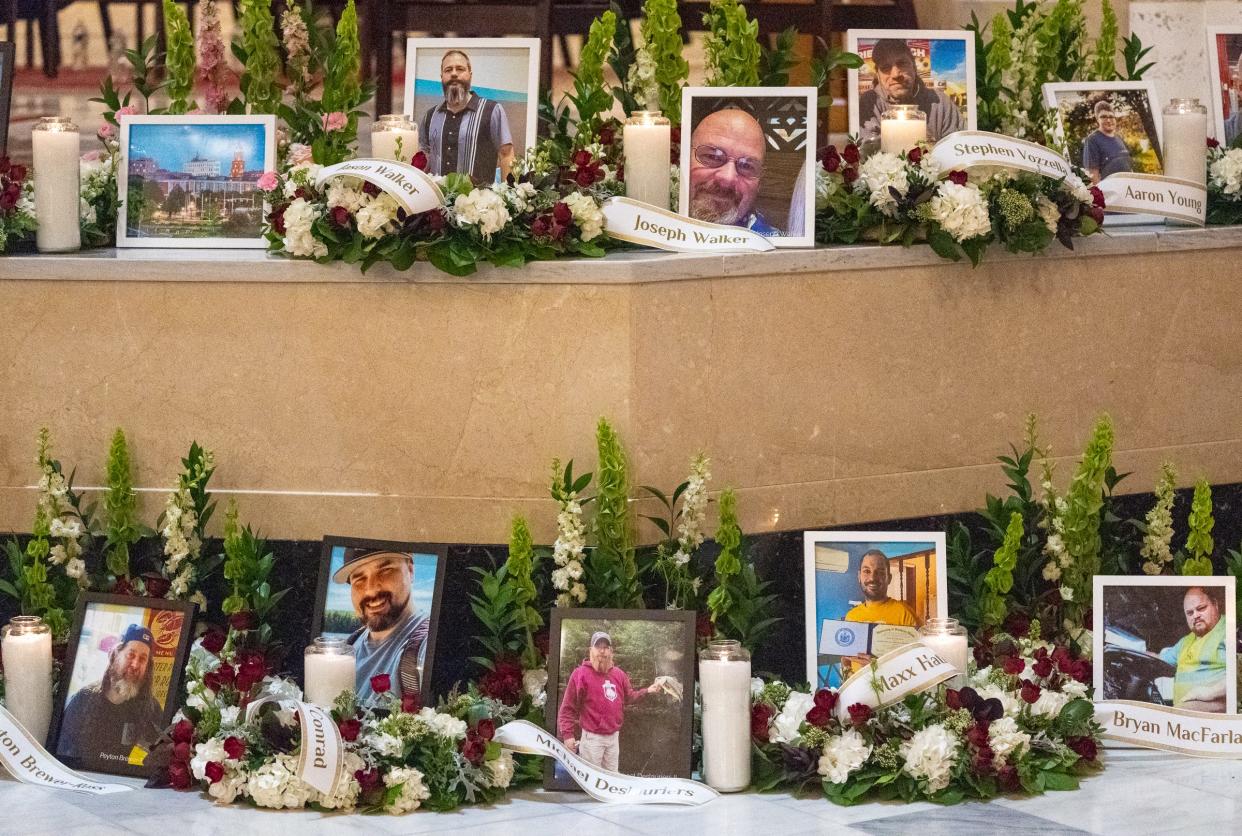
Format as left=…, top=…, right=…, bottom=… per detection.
left=257, top=171, right=278, bottom=192
left=81, top=150, right=105, bottom=162
left=98, top=123, right=115, bottom=139
left=288, top=143, right=314, bottom=165
left=322, top=112, right=347, bottom=132
left=116, top=105, right=138, bottom=118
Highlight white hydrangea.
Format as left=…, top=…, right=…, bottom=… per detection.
left=189, top=737, right=227, bottom=781
left=1028, top=688, right=1070, bottom=719
left=325, top=178, right=369, bottom=213
left=818, top=729, right=872, bottom=784
left=355, top=193, right=401, bottom=239
left=246, top=755, right=311, bottom=809
left=497, top=181, right=537, bottom=214
left=814, top=166, right=837, bottom=211
left=987, top=716, right=1030, bottom=762
left=770, top=691, right=814, bottom=744
left=283, top=197, right=328, bottom=258
left=1036, top=195, right=1061, bottom=234
left=926, top=181, right=991, bottom=242
left=418, top=707, right=468, bottom=740
left=453, top=188, right=510, bottom=239
left=857, top=152, right=909, bottom=216
left=901, top=724, right=958, bottom=792
left=487, top=750, right=516, bottom=789
left=1062, top=679, right=1089, bottom=700
left=1209, top=148, right=1242, bottom=196
left=384, top=766, right=431, bottom=814
left=310, top=750, right=363, bottom=811
left=563, top=191, right=605, bottom=241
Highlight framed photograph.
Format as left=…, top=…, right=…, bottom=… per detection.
left=1094, top=576, right=1237, bottom=714
left=0, top=42, right=15, bottom=156
left=404, top=37, right=540, bottom=183
left=847, top=30, right=976, bottom=145
left=49, top=593, right=196, bottom=777
left=1207, top=28, right=1242, bottom=144
left=117, top=114, right=276, bottom=248
left=679, top=86, right=817, bottom=246
left=545, top=608, right=695, bottom=789
left=311, top=535, right=446, bottom=707
left=1043, top=81, right=1163, bottom=184
left=803, top=532, right=947, bottom=690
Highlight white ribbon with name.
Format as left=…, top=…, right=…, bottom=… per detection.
left=928, top=130, right=1078, bottom=182
left=1095, top=700, right=1242, bottom=757
left=601, top=197, right=775, bottom=253
left=493, top=719, right=718, bottom=805
left=1095, top=173, right=1206, bottom=225
left=0, top=703, right=132, bottom=794
left=315, top=159, right=443, bottom=216
left=243, top=696, right=343, bottom=796
left=834, top=641, right=961, bottom=720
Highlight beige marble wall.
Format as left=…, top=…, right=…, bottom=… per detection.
left=2, top=233, right=1242, bottom=545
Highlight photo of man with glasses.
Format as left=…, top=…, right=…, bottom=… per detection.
left=1082, top=99, right=1135, bottom=184
left=687, top=107, right=777, bottom=234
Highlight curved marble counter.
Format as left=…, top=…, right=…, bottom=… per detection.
left=3, top=225, right=1242, bottom=543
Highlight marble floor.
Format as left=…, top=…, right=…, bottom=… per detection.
left=3, top=748, right=1239, bottom=835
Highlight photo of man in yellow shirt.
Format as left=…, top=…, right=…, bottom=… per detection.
left=845, top=550, right=919, bottom=627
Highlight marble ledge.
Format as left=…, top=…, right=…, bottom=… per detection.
left=4, top=224, right=1242, bottom=286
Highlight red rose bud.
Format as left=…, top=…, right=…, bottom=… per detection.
left=750, top=703, right=774, bottom=742
left=1032, top=658, right=1053, bottom=678
left=575, top=169, right=596, bottom=188
left=215, top=663, right=236, bottom=688
left=223, top=736, right=246, bottom=760
left=813, top=688, right=839, bottom=711
left=476, top=718, right=496, bottom=741
left=338, top=717, right=361, bottom=742
left=1001, top=656, right=1025, bottom=675
left=1020, top=680, right=1041, bottom=704
left=171, top=718, right=195, bottom=744
left=410, top=151, right=429, bottom=171
left=1067, top=736, right=1098, bottom=761
left=169, top=760, right=192, bottom=790
left=948, top=170, right=968, bottom=186
left=822, top=147, right=841, bottom=173
left=201, top=629, right=226, bottom=654
left=1207, top=137, right=1220, bottom=148
left=228, top=610, right=258, bottom=631
left=370, top=673, right=391, bottom=694
left=531, top=216, right=551, bottom=238
left=846, top=703, right=872, bottom=726
left=461, top=734, right=487, bottom=766
left=805, top=705, right=832, bottom=728
left=204, top=761, right=225, bottom=784
left=1090, top=187, right=1106, bottom=208
left=401, top=692, right=421, bottom=714
left=842, top=143, right=860, bottom=164
left=907, top=147, right=923, bottom=164
left=330, top=205, right=352, bottom=228
left=173, top=741, right=191, bottom=762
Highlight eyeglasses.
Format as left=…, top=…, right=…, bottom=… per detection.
left=693, top=144, right=763, bottom=179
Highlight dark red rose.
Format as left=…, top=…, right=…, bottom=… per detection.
left=201, top=629, right=226, bottom=654
left=599, top=125, right=615, bottom=146
left=972, top=743, right=994, bottom=773
left=572, top=149, right=592, bottom=168
left=806, top=704, right=832, bottom=728
left=422, top=208, right=446, bottom=232
left=204, top=761, right=225, bottom=783
left=293, top=187, right=308, bottom=200
left=354, top=767, right=382, bottom=792
left=531, top=215, right=551, bottom=238
left=338, top=717, right=361, bottom=742
left=461, top=733, right=487, bottom=766
left=140, top=574, right=171, bottom=598
left=1089, top=205, right=1104, bottom=224
left=552, top=201, right=573, bottom=225
left=1090, top=187, right=1105, bottom=208
left=846, top=703, right=872, bottom=726
left=616, top=162, right=624, bottom=182
left=475, top=718, right=496, bottom=741
left=169, top=760, right=192, bottom=790
left=966, top=722, right=990, bottom=748
left=1032, top=657, right=1053, bottom=678
left=946, top=688, right=964, bottom=710
left=695, top=612, right=714, bottom=640
left=9, top=163, right=26, bottom=182
left=1020, top=680, right=1041, bottom=704
left=202, top=672, right=222, bottom=692
left=907, top=147, right=923, bottom=164
left=813, top=688, right=839, bottom=712
left=171, top=718, right=195, bottom=744
left=998, top=763, right=1020, bottom=791
left=479, top=657, right=524, bottom=705
left=370, top=673, right=391, bottom=694
left=330, top=205, right=351, bottom=228
left=822, top=146, right=841, bottom=173
left=223, top=736, right=246, bottom=760
left=228, top=610, right=258, bottom=631
left=1003, top=612, right=1031, bottom=638
left=361, top=181, right=380, bottom=197
left=750, top=702, right=774, bottom=742
left=238, top=651, right=266, bottom=679
left=1070, top=660, right=1091, bottom=684
left=0, top=190, right=16, bottom=211
left=1001, top=656, right=1025, bottom=675
left=842, top=166, right=859, bottom=185
left=948, top=170, right=969, bottom=186
left=112, top=576, right=133, bottom=596
left=401, top=692, right=421, bottom=713
left=1067, top=735, right=1098, bottom=761
left=172, top=741, right=191, bottom=762
left=574, top=168, right=596, bottom=188
left=216, top=663, right=236, bottom=687
left=0, top=157, right=12, bottom=175
left=410, top=151, right=429, bottom=171
left=1207, top=137, right=1220, bottom=148
left=842, top=143, right=860, bottom=164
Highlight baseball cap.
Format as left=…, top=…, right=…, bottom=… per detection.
left=590, top=631, right=611, bottom=648
left=121, top=624, right=153, bottom=648
left=332, top=548, right=411, bottom=584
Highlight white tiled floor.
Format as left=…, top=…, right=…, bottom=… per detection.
left=2, top=748, right=1240, bottom=835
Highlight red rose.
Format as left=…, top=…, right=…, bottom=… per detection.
left=1067, top=735, right=1098, bottom=761
left=1003, top=612, right=1031, bottom=638
left=1032, top=658, right=1053, bottom=678
left=552, top=201, right=573, bottom=225
left=966, top=722, right=990, bottom=748
left=1090, top=187, right=1105, bottom=208
left=1071, top=660, right=1091, bottom=683
left=401, top=692, right=421, bottom=714
left=172, top=741, right=191, bottom=762
left=599, top=125, right=615, bottom=146
left=534, top=629, right=550, bottom=658
left=805, top=704, right=832, bottom=728
left=293, top=187, right=308, bottom=200
left=223, top=736, right=246, bottom=760
left=846, top=703, right=872, bottom=726
left=842, top=143, right=860, bottom=164
left=946, top=689, right=964, bottom=710
left=0, top=157, right=12, bottom=175
left=330, top=205, right=352, bottom=228
left=1001, top=656, right=1025, bottom=675
left=948, top=170, right=968, bottom=186
left=169, top=760, right=192, bottom=790
left=9, top=163, right=26, bottom=182
left=531, top=215, right=551, bottom=238
left=204, top=761, right=225, bottom=784
left=461, top=733, right=487, bottom=765
left=972, top=743, right=994, bottom=774
left=338, top=717, right=361, bottom=742
left=907, top=147, right=923, bottom=164
left=215, top=663, right=236, bottom=687
left=423, top=208, right=446, bottom=232
left=1019, top=680, right=1041, bottom=704
left=0, top=190, right=17, bottom=211
left=750, top=702, right=774, bottom=742
left=476, top=718, right=496, bottom=741
left=228, top=610, right=258, bottom=631
left=171, top=718, right=195, bottom=744
left=822, top=147, right=841, bottom=173
left=361, top=181, right=380, bottom=197
left=1207, top=137, right=1220, bottom=149
left=998, top=763, right=1020, bottom=791
left=370, top=673, right=391, bottom=694
left=574, top=168, right=596, bottom=188
left=237, top=651, right=266, bottom=679
left=411, top=151, right=429, bottom=171
left=572, top=149, right=592, bottom=168
left=354, top=767, right=382, bottom=792
left=695, top=612, right=714, bottom=640
left=813, top=688, right=839, bottom=712
left=200, top=629, right=226, bottom=654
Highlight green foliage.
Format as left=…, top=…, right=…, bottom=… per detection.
left=759, top=28, right=798, bottom=87
left=1225, top=543, right=1242, bottom=613
left=607, top=4, right=640, bottom=115
left=221, top=500, right=288, bottom=649
left=706, top=489, right=741, bottom=624
left=162, top=0, right=196, bottom=113
left=640, top=0, right=689, bottom=122
left=469, top=563, right=526, bottom=670
left=1120, top=32, right=1155, bottom=81
left=809, top=43, right=863, bottom=111
left=508, top=516, right=544, bottom=667
left=703, top=490, right=778, bottom=653
left=1058, top=415, right=1115, bottom=619
left=234, top=0, right=283, bottom=114
left=321, top=0, right=361, bottom=113
left=980, top=512, right=1024, bottom=628
left=1088, top=0, right=1119, bottom=81
left=703, top=0, right=761, bottom=87
left=104, top=428, right=139, bottom=581
left=587, top=418, right=641, bottom=607
left=1181, top=479, right=1215, bottom=575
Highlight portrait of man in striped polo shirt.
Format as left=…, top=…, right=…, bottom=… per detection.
left=418, top=49, right=516, bottom=183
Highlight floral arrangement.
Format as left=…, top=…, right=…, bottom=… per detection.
left=1207, top=142, right=1242, bottom=226
left=750, top=631, right=1101, bottom=804
left=0, top=158, right=36, bottom=251
left=815, top=143, right=1104, bottom=265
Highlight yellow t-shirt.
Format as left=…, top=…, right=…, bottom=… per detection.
left=844, top=598, right=918, bottom=627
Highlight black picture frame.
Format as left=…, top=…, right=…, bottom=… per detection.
left=49, top=592, right=197, bottom=779
left=0, top=42, right=13, bottom=157
left=311, top=534, right=447, bottom=703
left=544, top=607, right=697, bottom=790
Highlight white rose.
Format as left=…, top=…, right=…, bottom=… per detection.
left=901, top=723, right=958, bottom=792
left=818, top=728, right=872, bottom=784
left=770, top=691, right=815, bottom=744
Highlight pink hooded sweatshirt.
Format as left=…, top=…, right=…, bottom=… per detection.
left=557, top=659, right=649, bottom=738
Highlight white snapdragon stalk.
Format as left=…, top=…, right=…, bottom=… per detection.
left=901, top=724, right=958, bottom=792
left=626, top=47, right=659, bottom=111
left=35, top=431, right=88, bottom=588
left=672, top=454, right=711, bottom=565
left=552, top=487, right=587, bottom=607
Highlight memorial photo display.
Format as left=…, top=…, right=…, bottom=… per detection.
left=545, top=608, right=695, bottom=790
left=1207, top=28, right=1242, bottom=145
left=1094, top=576, right=1237, bottom=714
left=311, top=535, right=446, bottom=707
left=803, top=532, right=947, bottom=690
left=1043, top=81, right=1163, bottom=184
left=50, top=593, right=196, bottom=777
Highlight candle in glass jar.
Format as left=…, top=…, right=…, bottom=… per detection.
left=2, top=616, right=53, bottom=744
left=699, top=639, right=751, bottom=792
left=32, top=117, right=81, bottom=252
left=879, top=105, right=927, bottom=156
left=918, top=618, right=969, bottom=686
left=303, top=636, right=356, bottom=708
left=623, top=111, right=672, bottom=209
left=1162, top=98, right=1208, bottom=185
left=371, top=114, right=420, bottom=163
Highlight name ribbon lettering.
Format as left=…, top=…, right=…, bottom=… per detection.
left=243, top=696, right=343, bottom=796
left=929, top=130, right=1076, bottom=182
left=315, top=159, right=443, bottom=217
left=0, top=703, right=132, bottom=794
left=601, top=197, right=775, bottom=253
left=1095, top=173, right=1206, bottom=226
left=1095, top=700, right=1242, bottom=757
left=834, top=641, right=961, bottom=721
left=493, top=719, right=719, bottom=805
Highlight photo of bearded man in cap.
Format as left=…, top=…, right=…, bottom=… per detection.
left=333, top=548, right=430, bottom=705
left=57, top=623, right=164, bottom=763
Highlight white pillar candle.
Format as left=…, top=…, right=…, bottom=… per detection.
left=2, top=617, right=53, bottom=744
left=1162, top=99, right=1208, bottom=185
left=920, top=631, right=969, bottom=676
left=623, top=111, right=672, bottom=209
left=371, top=115, right=420, bottom=163
left=304, top=637, right=356, bottom=708
left=879, top=112, right=928, bottom=156
left=699, top=640, right=751, bottom=792
left=31, top=117, right=81, bottom=253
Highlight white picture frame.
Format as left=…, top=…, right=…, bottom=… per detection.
left=678, top=86, right=817, bottom=247
left=1093, top=575, right=1237, bottom=715
left=846, top=29, right=977, bottom=143
left=403, top=37, right=540, bottom=182
left=116, top=114, right=276, bottom=249
left=1206, top=27, right=1242, bottom=144
left=802, top=531, right=948, bottom=690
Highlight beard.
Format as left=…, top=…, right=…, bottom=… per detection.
left=1192, top=617, right=1212, bottom=636
left=443, top=80, right=470, bottom=109
left=690, top=181, right=747, bottom=225
left=102, top=665, right=143, bottom=704
left=881, top=78, right=916, bottom=102
left=359, top=591, right=410, bottom=632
